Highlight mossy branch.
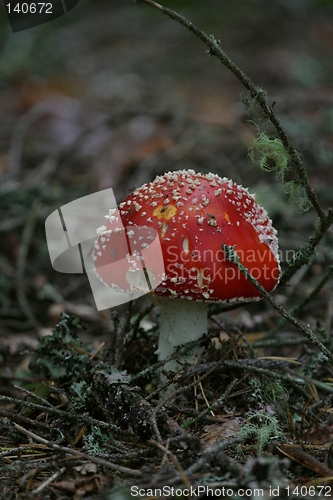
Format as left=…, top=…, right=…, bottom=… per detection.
left=222, top=244, right=333, bottom=362
left=136, top=0, right=333, bottom=289
left=135, top=0, right=327, bottom=225
left=271, top=264, right=333, bottom=334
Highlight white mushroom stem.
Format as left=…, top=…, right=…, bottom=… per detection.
left=156, top=297, right=208, bottom=372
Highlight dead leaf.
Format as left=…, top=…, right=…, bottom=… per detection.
left=202, top=418, right=242, bottom=450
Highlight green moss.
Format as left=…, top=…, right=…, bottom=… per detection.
left=238, top=411, right=283, bottom=457
left=249, top=132, right=310, bottom=212
left=248, top=132, right=289, bottom=179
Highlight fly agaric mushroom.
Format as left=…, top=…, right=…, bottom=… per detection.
left=93, top=170, right=280, bottom=372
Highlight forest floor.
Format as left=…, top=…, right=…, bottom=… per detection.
left=1, top=0, right=333, bottom=498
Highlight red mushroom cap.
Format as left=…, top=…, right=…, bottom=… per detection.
left=93, top=170, right=280, bottom=303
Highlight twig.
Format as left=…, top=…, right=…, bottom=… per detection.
left=198, top=378, right=214, bottom=416
left=31, top=466, right=66, bottom=495
left=181, top=379, right=238, bottom=429
left=0, top=444, right=49, bottom=459
left=148, top=355, right=233, bottom=442
left=5, top=105, right=49, bottom=181
left=0, top=395, right=120, bottom=433
left=13, top=423, right=142, bottom=476
left=131, top=302, right=155, bottom=336
left=136, top=0, right=333, bottom=292
left=222, top=244, right=333, bottom=362
left=251, top=336, right=312, bottom=349
left=272, top=265, right=333, bottom=333
left=15, top=200, right=40, bottom=329
left=135, top=0, right=327, bottom=225
left=223, top=360, right=333, bottom=395
left=210, top=315, right=257, bottom=358
left=135, top=337, right=209, bottom=388
left=277, top=444, right=333, bottom=477
left=0, top=409, right=53, bottom=431
left=3, top=98, right=83, bottom=183
left=149, top=439, right=191, bottom=490
left=108, top=309, right=126, bottom=367
left=185, top=437, right=244, bottom=476
left=13, top=385, right=53, bottom=408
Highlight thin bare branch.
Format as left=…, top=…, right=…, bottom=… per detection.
left=13, top=423, right=142, bottom=477
left=135, top=0, right=327, bottom=224
left=222, top=244, right=333, bottom=362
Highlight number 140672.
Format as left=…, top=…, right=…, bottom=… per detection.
left=6, top=3, right=53, bottom=14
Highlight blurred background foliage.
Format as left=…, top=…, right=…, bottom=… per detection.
left=0, top=0, right=333, bottom=334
